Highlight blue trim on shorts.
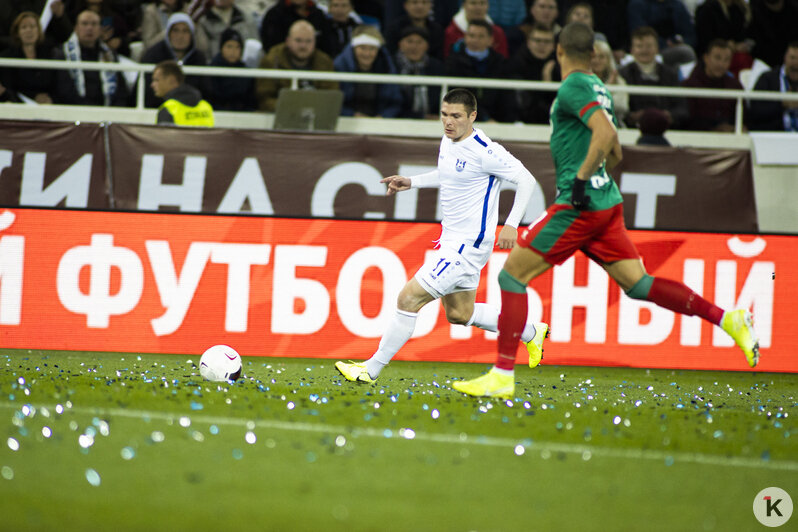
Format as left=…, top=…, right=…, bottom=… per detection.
left=474, top=135, right=488, bottom=147
left=474, top=175, right=496, bottom=248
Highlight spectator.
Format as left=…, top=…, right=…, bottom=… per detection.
left=70, top=0, right=130, bottom=56
left=565, top=2, right=607, bottom=44
left=141, top=12, right=209, bottom=107
left=444, top=0, right=509, bottom=58
left=748, top=0, right=798, bottom=69
left=196, top=0, right=257, bottom=59
left=694, top=0, right=752, bottom=75
left=749, top=41, right=798, bottom=131
left=260, top=0, right=335, bottom=57
left=489, top=0, right=526, bottom=29
left=592, top=38, right=628, bottom=124
left=0, top=11, right=59, bottom=104
left=619, top=26, right=687, bottom=128
left=54, top=10, right=129, bottom=106
left=257, top=20, right=337, bottom=111
left=0, top=1, right=72, bottom=51
left=517, top=0, right=559, bottom=38
left=384, top=0, right=444, bottom=60
left=636, top=107, right=672, bottom=145
left=141, top=0, right=192, bottom=50
left=326, top=0, right=361, bottom=58
left=152, top=59, right=214, bottom=125
left=207, top=28, right=255, bottom=110
left=333, top=25, right=402, bottom=117
left=627, top=0, right=696, bottom=67
left=445, top=20, right=510, bottom=121
left=557, top=0, right=627, bottom=56
left=503, top=22, right=556, bottom=124
left=394, top=26, right=443, bottom=118
left=682, top=39, right=743, bottom=131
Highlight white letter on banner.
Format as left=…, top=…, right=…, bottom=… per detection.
left=0, top=211, right=24, bottom=324
left=336, top=247, right=407, bottom=337
left=550, top=257, right=608, bottom=343
left=680, top=259, right=704, bottom=346
left=712, top=260, right=774, bottom=348
left=0, top=150, right=11, bottom=175
left=147, top=241, right=212, bottom=336
left=483, top=253, right=543, bottom=340
left=311, top=162, right=385, bottom=219
left=57, top=234, right=143, bottom=328
left=20, top=153, right=92, bottom=207
left=137, top=155, right=206, bottom=211
left=620, top=173, right=677, bottom=229
left=217, top=158, right=275, bottom=215
left=272, top=246, right=329, bottom=334
left=210, top=243, right=270, bottom=332
left=617, top=290, right=674, bottom=344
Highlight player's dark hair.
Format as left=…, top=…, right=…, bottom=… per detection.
left=559, top=22, right=594, bottom=63
left=155, top=60, right=185, bottom=84
left=630, top=26, right=659, bottom=43
left=467, top=19, right=493, bottom=37
left=443, top=88, right=477, bottom=115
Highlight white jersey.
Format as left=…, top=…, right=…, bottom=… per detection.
left=434, top=128, right=528, bottom=249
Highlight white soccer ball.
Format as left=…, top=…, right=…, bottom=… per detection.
left=199, top=345, right=242, bottom=382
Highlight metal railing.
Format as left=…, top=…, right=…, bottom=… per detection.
left=1, top=57, right=797, bottom=135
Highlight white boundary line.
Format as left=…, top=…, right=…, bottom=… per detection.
left=3, top=402, right=795, bottom=472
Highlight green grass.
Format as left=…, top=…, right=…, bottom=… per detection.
left=1, top=349, right=796, bottom=531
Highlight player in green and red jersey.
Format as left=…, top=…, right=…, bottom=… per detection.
left=453, top=22, right=761, bottom=400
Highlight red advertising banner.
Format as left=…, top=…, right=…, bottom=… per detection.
left=0, top=208, right=793, bottom=372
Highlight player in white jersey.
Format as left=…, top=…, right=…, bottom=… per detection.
left=335, top=89, right=550, bottom=383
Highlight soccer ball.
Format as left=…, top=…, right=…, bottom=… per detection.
left=199, top=345, right=242, bottom=382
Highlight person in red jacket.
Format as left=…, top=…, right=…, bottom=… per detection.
left=443, top=0, right=508, bottom=58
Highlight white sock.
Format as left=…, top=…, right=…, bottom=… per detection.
left=366, top=309, right=418, bottom=378
left=467, top=303, right=537, bottom=343
left=492, top=366, right=514, bottom=376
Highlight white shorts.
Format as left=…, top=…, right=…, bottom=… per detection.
left=414, top=240, right=492, bottom=299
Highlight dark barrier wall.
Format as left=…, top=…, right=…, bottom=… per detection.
left=0, top=120, right=758, bottom=232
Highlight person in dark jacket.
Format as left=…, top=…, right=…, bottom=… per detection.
left=333, top=25, right=402, bottom=118
left=0, top=0, right=72, bottom=51
left=53, top=9, right=129, bottom=106
left=260, top=0, right=335, bottom=57
left=748, top=0, right=798, bottom=69
left=0, top=11, right=59, bottom=103
left=325, top=0, right=360, bottom=58
left=749, top=41, right=798, bottom=131
left=207, top=28, right=255, bottom=111
left=152, top=59, right=214, bottom=126
left=682, top=39, right=744, bottom=131
left=618, top=26, right=687, bottom=128
left=141, top=12, right=209, bottom=108
left=445, top=19, right=509, bottom=122
left=502, top=22, right=556, bottom=124
left=384, top=0, right=444, bottom=60
left=394, top=26, right=443, bottom=118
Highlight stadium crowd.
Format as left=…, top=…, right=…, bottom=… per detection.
left=0, top=0, right=796, bottom=131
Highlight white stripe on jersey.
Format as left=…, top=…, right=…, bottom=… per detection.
left=436, top=128, right=527, bottom=248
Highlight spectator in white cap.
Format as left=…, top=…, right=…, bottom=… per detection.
left=333, top=25, right=402, bottom=117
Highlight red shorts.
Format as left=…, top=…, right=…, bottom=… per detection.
left=517, top=203, right=640, bottom=265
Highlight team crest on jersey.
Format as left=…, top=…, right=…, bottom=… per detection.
left=455, top=159, right=467, bottom=172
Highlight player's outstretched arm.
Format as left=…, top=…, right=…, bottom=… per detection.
left=380, top=175, right=412, bottom=196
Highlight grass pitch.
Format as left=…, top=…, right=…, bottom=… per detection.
left=1, top=349, right=796, bottom=531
